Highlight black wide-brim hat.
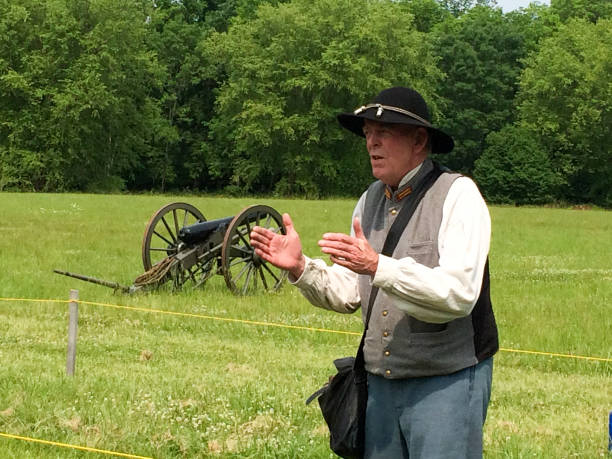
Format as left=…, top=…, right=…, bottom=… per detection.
left=337, top=86, right=454, bottom=154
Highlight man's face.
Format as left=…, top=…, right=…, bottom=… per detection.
left=362, top=119, right=427, bottom=188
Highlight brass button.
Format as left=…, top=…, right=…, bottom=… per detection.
left=383, top=331, right=389, bottom=337
left=385, top=369, right=391, bottom=376
left=390, top=208, right=398, bottom=215
left=384, top=350, right=390, bottom=356
left=382, top=310, right=388, bottom=317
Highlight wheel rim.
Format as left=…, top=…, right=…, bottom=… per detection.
left=221, top=205, right=287, bottom=295
left=141, top=202, right=209, bottom=289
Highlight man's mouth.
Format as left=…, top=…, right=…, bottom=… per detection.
left=371, top=155, right=384, bottom=160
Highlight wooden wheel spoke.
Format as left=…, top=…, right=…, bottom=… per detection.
left=228, top=244, right=252, bottom=257
left=258, top=267, right=269, bottom=290
left=229, top=255, right=250, bottom=268
left=230, top=226, right=251, bottom=247
left=153, top=230, right=174, bottom=247
left=172, top=209, right=180, bottom=236
left=233, top=261, right=251, bottom=283
left=149, top=247, right=174, bottom=253
left=160, top=216, right=177, bottom=243
left=186, top=266, right=197, bottom=283
left=242, top=265, right=254, bottom=295
left=261, top=262, right=281, bottom=284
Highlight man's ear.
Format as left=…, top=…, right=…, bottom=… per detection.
left=415, top=127, right=430, bottom=151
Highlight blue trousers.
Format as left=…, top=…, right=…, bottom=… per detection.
left=364, top=358, right=493, bottom=459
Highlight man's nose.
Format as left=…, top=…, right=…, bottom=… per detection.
left=366, top=132, right=380, bottom=149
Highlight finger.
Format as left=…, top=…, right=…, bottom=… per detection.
left=282, top=213, right=294, bottom=233
left=320, top=246, right=351, bottom=259
left=329, top=255, right=351, bottom=268
left=254, top=246, right=271, bottom=259
left=321, top=232, right=353, bottom=243
left=318, top=239, right=353, bottom=253
left=353, top=217, right=365, bottom=240
left=249, top=229, right=271, bottom=245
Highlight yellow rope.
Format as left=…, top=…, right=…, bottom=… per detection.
left=498, top=347, right=611, bottom=363
left=0, top=298, right=70, bottom=303
left=1, top=297, right=611, bottom=362
left=0, top=432, right=152, bottom=458
left=79, top=299, right=362, bottom=336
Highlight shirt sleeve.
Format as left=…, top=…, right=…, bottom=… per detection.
left=372, top=176, right=491, bottom=323
left=291, top=256, right=361, bottom=313
left=290, top=191, right=367, bottom=314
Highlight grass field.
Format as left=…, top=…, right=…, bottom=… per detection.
left=0, top=192, right=610, bottom=458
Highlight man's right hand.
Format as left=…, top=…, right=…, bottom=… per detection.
left=250, top=213, right=305, bottom=279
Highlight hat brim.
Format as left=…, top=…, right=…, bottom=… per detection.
left=337, top=111, right=454, bottom=154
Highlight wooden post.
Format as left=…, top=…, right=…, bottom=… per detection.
left=66, top=289, right=79, bottom=376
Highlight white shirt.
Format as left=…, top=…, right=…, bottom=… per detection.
left=292, top=175, right=491, bottom=324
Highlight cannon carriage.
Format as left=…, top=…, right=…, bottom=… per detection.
left=55, top=203, right=287, bottom=295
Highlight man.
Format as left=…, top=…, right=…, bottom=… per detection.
left=250, top=87, right=498, bottom=458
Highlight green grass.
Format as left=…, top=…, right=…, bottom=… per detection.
left=0, top=193, right=610, bottom=458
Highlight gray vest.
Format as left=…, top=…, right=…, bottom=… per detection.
left=359, top=160, right=488, bottom=378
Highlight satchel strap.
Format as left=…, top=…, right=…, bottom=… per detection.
left=354, top=163, right=444, bottom=374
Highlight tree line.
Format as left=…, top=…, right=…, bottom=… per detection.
left=1, top=0, right=610, bottom=206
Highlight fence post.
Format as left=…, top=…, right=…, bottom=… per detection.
left=66, top=289, right=79, bottom=376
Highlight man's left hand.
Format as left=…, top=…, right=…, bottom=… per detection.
left=318, top=217, right=379, bottom=277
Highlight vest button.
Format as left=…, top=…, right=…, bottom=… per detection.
left=384, top=350, right=390, bottom=356
left=385, top=369, right=391, bottom=376
left=390, top=208, right=397, bottom=215
left=382, top=310, right=388, bottom=317
left=383, top=331, right=389, bottom=337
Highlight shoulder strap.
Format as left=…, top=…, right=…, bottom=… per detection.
left=354, top=163, right=444, bottom=372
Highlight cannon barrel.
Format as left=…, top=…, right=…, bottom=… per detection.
left=178, top=216, right=234, bottom=245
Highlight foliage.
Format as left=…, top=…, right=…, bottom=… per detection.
left=134, top=0, right=213, bottom=192
left=0, top=0, right=609, bottom=205
left=437, top=0, right=494, bottom=17
left=516, top=18, right=612, bottom=206
left=550, top=0, right=612, bottom=23
left=135, top=0, right=293, bottom=192
left=201, top=0, right=443, bottom=197
left=474, top=124, right=563, bottom=204
left=431, top=5, right=552, bottom=175
left=0, top=0, right=169, bottom=192
left=398, top=0, right=452, bottom=32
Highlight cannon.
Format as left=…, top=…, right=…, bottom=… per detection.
left=55, top=203, right=288, bottom=295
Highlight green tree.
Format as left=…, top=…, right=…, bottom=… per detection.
left=201, top=0, right=443, bottom=196
left=398, top=0, right=451, bottom=32
left=516, top=18, right=612, bottom=205
left=0, top=0, right=168, bottom=192
left=136, top=0, right=293, bottom=192
left=438, top=0, right=494, bottom=17
left=136, top=0, right=212, bottom=191
left=474, top=124, right=562, bottom=204
left=431, top=5, right=552, bottom=175
left=550, top=0, right=612, bottom=23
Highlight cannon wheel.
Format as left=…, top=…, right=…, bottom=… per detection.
left=142, top=203, right=208, bottom=289
left=221, top=205, right=287, bottom=295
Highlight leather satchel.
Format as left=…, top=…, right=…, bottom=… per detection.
left=306, top=164, right=444, bottom=458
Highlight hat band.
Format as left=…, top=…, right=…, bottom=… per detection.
left=353, top=103, right=432, bottom=127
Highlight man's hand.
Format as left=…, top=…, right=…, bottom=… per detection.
left=318, top=218, right=379, bottom=276
left=250, top=213, right=305, bottom=279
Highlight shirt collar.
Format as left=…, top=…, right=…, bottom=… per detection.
left=384, top=159, right=431, bottom=202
